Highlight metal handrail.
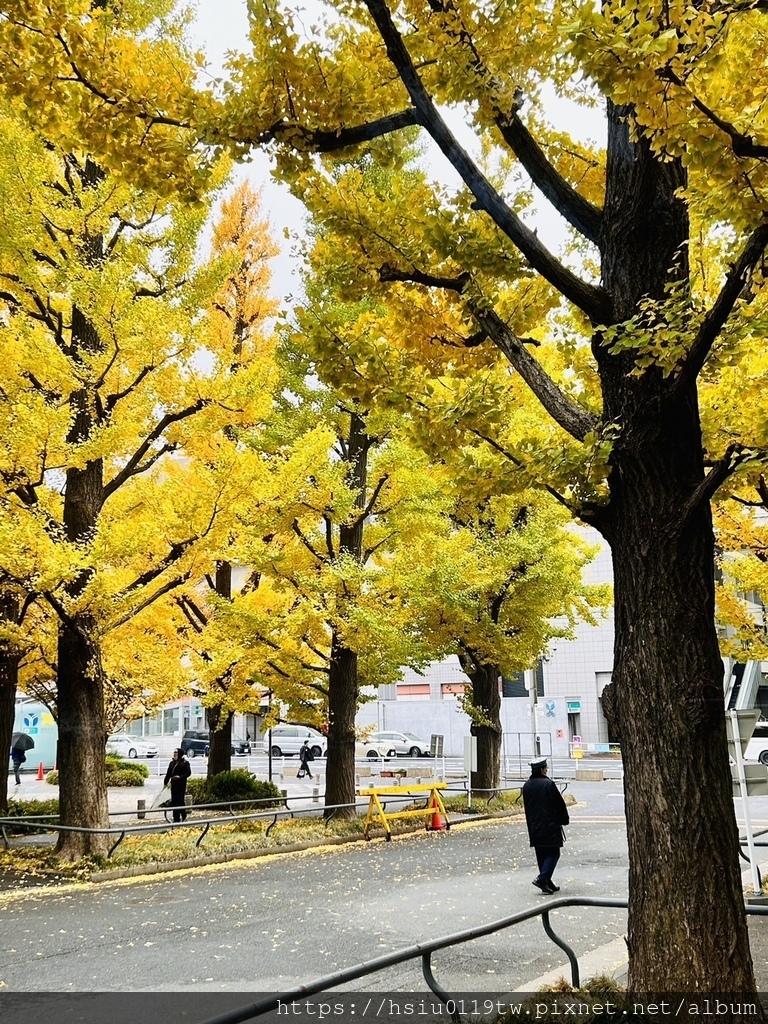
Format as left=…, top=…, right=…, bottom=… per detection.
left=0, top=780, right=530, bottom=856
left=0, top=788, right=466, bottom=856
left=195, top=899, right=768, bottom=1024
left=0, top=799, right=354, bottom=856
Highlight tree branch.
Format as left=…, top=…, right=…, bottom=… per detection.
left=255, top=109, right=420, bottom=150
left=467, top=300, right=600, bottom=441
left=42, top=590, right=90, bottom=643
left=658, top=68, right=768, bottom=159
left=379, top=263, right=470, bottom=292
left=104, top=364, right=155, bottom=412
left=425, top=0, right=602, bottom=242
left=363, top=0, right=610, bottom=323
left=323, top=514, right=336, bottom=562
left=176, top=594, right=209, bottom=634
left=352, top=473, right=390, bottom=529
left=674, top=221, right=768, bottom=393
left=108, top=573, right=189, bottom=632
left=292, top=519, right=330, bottom=564
left=102, top=400, right=208, bottom=500
left=118, top=536, right=198, bottom=596
left=680, top=445, right=752, bottom=525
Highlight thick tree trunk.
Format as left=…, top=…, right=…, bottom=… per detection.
left=207, top=562, right=234, bottom=778
left=56, top=442, right=110, bottom=860
left=608, top=445, right=754, bottom=994
left=466, top=662, right=502, bottom=795
left=207, top=706, right=234, bottom=777
left=56, top=609, right=109, bottom=859
left=323, top=412, right=369, bottom=820
left=0, top=591, right=21, bottom=814
left=596, top=101, right=759, bottom=998
left=324, top=637, right=358, bottom=819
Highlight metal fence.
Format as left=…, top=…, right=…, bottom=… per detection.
left=193, top=899, right=768, bottom=1024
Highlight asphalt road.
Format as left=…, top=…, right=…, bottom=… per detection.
left=0, top=792, right=629, bottom=999
left=4, top=781, right=768, bottom=1024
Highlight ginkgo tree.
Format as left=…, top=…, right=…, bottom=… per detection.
left=289, top=201, right=610, bottom=794
left=222, top=2, right=768, bottom=996
left=170, top=179, right=280, bottom=777
left=4, top=0, right=768, bottom=995
left=0, top=112, right=276, bottom=857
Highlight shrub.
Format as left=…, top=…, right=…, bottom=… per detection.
left=3, top=798, right=59, bottom=834
left=185, top=777, right=209, bottom=805
left=47, top=760, right=149, bottom=787
left=187, top=770, right=283, bottom=807
left=106, top=759, right=148, bottom=784
left=105, top=768, right=146, bottom=787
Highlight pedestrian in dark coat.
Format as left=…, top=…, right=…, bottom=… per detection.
left=522, top=758, right=569, bottom=894
left=10, top=748, right=25, bottom=786
left=299, top=740, right=314, bottom=779
left=164, top=748, right=192, bottom=822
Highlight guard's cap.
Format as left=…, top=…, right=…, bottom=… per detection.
left=530, top=758, right=548, bottom=771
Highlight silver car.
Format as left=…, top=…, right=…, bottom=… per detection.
left=262, top=724, right=327, bottom=757
left=369, top=731, right=433, bottom=757
left=106, top=734, right=158, bottom=759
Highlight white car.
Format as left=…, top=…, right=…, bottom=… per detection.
left=262, top=724, right=327, bottom=757
left=744, top=721, right=768, bottom=765
left=106, top=734, right=158, bottom=759
left=355, top=738, right=391, bottom=760
left=369, top=730, right=434, bottom=757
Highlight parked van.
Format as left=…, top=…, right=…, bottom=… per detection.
left=262, top=725, right=327, bottom=758
left=180, top=730, right=251, bottom=758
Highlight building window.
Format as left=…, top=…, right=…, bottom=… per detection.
left=163, top=707, right=180, bottom=735
left=397, top=684, right=430, bottom=700
left=441, top=683, right=465, bottom=700
left=144, top=712, right=163, bottom=737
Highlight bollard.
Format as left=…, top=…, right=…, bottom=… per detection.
left=312, top=787, right=319, bottom=803
left=281, top=788, right=288, bottom=800
left=137, top=799, right=146, bottom=820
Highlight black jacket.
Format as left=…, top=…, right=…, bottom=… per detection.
left=522, top=774, right=569, bottom=847
left=164, top=755, right=191, bottom=788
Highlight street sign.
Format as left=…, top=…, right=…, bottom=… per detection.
left=727, top=709, right=760, bottom=756
left=463, top=736, right=477, bottom=773
left=731, top=762, right=768, bottom=797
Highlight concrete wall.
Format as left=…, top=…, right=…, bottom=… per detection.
left=355, top=696, right=571, bottom=758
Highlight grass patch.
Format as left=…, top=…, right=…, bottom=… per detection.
left=0, top=784, right=527, bottom=884
left=441, top=791, right=524, bottom=813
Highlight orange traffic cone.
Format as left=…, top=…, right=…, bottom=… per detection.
left=430, top=808, right=448, bottom=831
left=36, top=762, right=45, bottom=781
left=427, top=794, right=448, bottom=831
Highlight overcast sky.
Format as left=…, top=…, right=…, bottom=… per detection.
left=188, top=0, right=601, bottom=301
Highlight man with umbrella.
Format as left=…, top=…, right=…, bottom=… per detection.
left=10, top=732, right=34, bottom=786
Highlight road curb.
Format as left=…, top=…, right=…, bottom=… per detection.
left=88, top=810, right=521, bottom=882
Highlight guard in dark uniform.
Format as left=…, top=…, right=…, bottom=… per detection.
left=522, top=758, right=569, bottom=894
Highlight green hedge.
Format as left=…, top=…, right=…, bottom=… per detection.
left=46, top=758, right=149, bottom=787
left=3, top=797, right=59, bottom=833
left=186, top=770, right=283, bottom=807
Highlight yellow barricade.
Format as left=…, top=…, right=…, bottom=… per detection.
left=357, top=783, right=450, bottom=841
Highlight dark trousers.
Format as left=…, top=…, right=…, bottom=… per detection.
left=170, top=781, right=187, bottom=822
left=300, top=761, right=312, bottom=778
left=12, top=760, right=21, bottom=785
left=535, top=846, right=561, bottom=883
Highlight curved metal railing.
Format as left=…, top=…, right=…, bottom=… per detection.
left=193, top=898, right=768, bottom=1024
